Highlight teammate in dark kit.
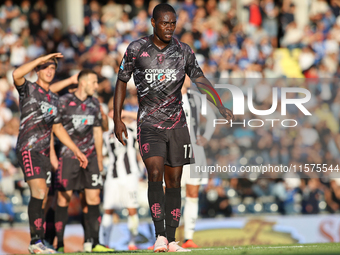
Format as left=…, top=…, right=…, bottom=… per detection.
left=12, top=53, right=88, bottom=254
left=53, top=69, right=114, bottom=253
left=43, top=73, right=80, bottom=249
left=114, top=3, right=233, bottom=253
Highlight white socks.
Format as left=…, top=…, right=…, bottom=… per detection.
left=128, top=214, right=139, bottom=245
left=101, top=213, right=113, bottom=246
left=101, top=213, right=139, bottom=246
left=183, top=197, right=199, bottom=240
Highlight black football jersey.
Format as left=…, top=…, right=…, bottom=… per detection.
left=118, top=35, right=204, bottom=129
left=56, top=93, right=102, bottom=158
left=15, top=80, right=59, bottom=156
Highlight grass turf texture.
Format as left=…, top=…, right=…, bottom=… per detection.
left=50, top=243, right=340, bottom=255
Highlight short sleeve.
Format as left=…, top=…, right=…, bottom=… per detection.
left=117, top=42, right=139, bottom=83
left=183, top=43, right=204, bottom=79
left=15, top=79, right=29, bottom=101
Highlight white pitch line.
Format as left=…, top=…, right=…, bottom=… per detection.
left=195, top=248, right=230, bottom=251
left=195, top=245, right=317, bottom=251
left=255, top=246, right=316, bottom=249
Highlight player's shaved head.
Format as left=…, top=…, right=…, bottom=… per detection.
left=152, top=3, right=176, bottom=21
left=78, top=69, right=97, bottom=82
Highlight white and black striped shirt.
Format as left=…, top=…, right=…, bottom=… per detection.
left=103, top=120, right=140, bottom=179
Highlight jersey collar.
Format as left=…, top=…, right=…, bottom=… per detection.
left=149, top=35, right=173, bottom=52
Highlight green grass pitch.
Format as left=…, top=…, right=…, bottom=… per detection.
left=59, top=243, right=340, bottom=255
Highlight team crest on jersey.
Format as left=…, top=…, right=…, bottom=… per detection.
left=157, top=54, right=165, bottom=64
left=142, top=143, right=150, bottom=153
left=81, top=104, right=86, bottom=111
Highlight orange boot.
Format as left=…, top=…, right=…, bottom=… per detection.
left=182, top=240, right=199, bottom=248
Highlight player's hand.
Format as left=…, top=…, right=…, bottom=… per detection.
left=196, top=135, right=208, bottom=146
left=218, top=106, right=234, bottom=122
left=114, top=119, right=128, bottom=145
left=39, top=53, right=63, bottom=63
left=97, top=155, right=103, bottom=172
left=69, top=72, right=79, bottom=84
left=75, top=150, right=88, bottom=169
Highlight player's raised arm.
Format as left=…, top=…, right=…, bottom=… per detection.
left=193, top=76, right=234, bottom=122
left=113, top=79, right=128, bottom=145
left=52, top=123, right=88, bottom=168
left=12, top=53, right=63, bottom=86
left=50, top=73, right=78, bottom=93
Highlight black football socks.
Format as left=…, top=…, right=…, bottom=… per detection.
left=44, top=207, right=56, bottom=245
left=28, top=197, right=43, bottom=244
left=87, top=204, right=101, bottom=246
left=165, top=187, right=181, bottom=243
left=55, top=205, right=68, bottom=249
left=148, top=181, right=166, bottom=237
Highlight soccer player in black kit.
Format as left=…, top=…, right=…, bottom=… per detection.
left=114, top=3, right=233, bottom=253
left=12, top=53, right=88, bottom=254
left=53, top=69, right=114, bottom=253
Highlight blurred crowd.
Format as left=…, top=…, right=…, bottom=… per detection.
left=1, top=0, right=340, bottom=225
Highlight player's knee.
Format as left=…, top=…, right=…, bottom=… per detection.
left=57, top=193, right=71, bottom=206
left=148, top=169, right=163, bottom=182
left=31, top=188, right=47, bottom=200
left=166, top=180, right=181, bottom=189
left=86, top=196, right=100, bottom=205
left=167, top=176, right=182, bottom=189
left=57, top=197, right=70, bottom=207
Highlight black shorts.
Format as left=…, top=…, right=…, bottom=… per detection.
left=48, top=138, right=61, bottom=196
left=17, top=150, right=52, bottom=187
left=55, top=156, right=103, bottom=191
left=137, top=126, right=194, bottom=167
